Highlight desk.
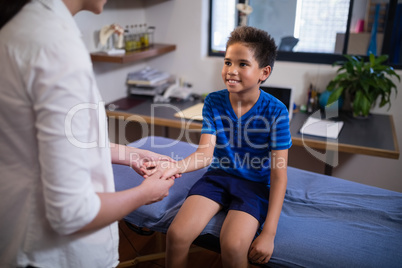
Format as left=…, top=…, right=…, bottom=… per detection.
left=107, top=96, right=399, bottom=175
left=290, top=112, right=399, bottom=175
left=107, top=96, right=202, bottom=131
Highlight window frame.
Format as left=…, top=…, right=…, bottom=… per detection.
left=207, top=0, right=402, bottom=69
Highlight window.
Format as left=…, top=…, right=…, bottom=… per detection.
left=293, top=0, right=350, bottom=53
left=210, top=0, right=236, bottom=53
left=208, top=0, right=402, bottom=69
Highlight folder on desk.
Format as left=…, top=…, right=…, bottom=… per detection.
left=300, top=117, right=344, bottom=139
left=174, top=103, right=204, bottom=121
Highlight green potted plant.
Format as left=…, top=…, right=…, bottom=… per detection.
left=326, top=53, right=400, bottom=117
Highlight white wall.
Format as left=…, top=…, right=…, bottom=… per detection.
left=74, top=0, right=148, bottom=103
left=75, top=0, right=402, bottom=192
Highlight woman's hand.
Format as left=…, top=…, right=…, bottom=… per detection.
left=139, top=170, right=175, bottom=204
left=110, top=143, right=176, bottom=176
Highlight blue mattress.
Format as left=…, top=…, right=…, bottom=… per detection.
left=113, top=136, right=402, bottom=267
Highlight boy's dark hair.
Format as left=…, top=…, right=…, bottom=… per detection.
left=226, top=26, right=277, bottom=71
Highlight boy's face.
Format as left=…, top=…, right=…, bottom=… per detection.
left=222, top=42, right=270, bottom=96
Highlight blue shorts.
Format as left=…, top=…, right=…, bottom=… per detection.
left=187, top=169, right=270, bottom=226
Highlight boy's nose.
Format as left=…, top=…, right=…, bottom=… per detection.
left=227, top=67, right=238, bottom=75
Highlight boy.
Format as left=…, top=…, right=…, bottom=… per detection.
left=143, top=26, right=292, bottom=267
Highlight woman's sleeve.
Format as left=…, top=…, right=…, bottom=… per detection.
left=28, top=37, right=101, bottom=235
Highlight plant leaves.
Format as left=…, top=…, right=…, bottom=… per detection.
left=328, top=87, right=343, bottom=105
left=328, top=53, right=399, bottom=116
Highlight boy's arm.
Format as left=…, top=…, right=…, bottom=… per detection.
left=176, top=133, right=216, bottom=173
left=249, top=149, right=288, bottom=264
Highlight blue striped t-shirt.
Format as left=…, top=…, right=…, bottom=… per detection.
left=201, top=89, right=292, bottom=185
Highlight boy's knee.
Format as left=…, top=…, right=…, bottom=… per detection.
left=166, top=224, right=180, bottom=242
left=220, top=238, right=248, bottom=258
left=166, top=224, right=192, bottom=246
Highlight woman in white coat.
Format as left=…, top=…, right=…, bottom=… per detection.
left=0, top=0, right=175, bottom=267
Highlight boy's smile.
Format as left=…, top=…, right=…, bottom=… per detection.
left=227, top=79, right=240, bottom=85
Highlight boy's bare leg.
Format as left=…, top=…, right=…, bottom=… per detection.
left=166, top=195, right=222, bottom=268
left=220, top=210, right=260, bottom=268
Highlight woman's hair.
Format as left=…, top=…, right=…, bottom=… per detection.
left=0, top=0, right=30, bottom=29
left=226, top=26, right=278, bottom=71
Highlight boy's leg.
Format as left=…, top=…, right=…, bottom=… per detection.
left=166, top=195, right=222, bottom=268
left=220, top=210, right=260, bottom=268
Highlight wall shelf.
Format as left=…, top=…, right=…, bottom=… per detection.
left=90, top=43, right=176, bottom=64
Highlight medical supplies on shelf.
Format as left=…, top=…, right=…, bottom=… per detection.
left=124, top=24, right=155, bottom=52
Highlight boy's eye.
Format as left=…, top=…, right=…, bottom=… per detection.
left=240, top=62, right=247, bottom=67
left=224, top=61, right=231, bottom=66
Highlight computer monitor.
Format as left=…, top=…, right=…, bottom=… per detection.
left=261, top=85, right=293, bottom=121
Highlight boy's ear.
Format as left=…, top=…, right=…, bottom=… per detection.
left=260, top=65, right=271, bottom=82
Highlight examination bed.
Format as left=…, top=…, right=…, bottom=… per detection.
left=113, top=136, right=402, bottom=267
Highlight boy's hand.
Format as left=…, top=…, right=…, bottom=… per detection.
left=140, top=161, right=158, bottom=176
left=129, top=149, right=175, bottom=176
left=141, top=161, right=182, bottom=180
left=248, top=234, right=274, bottom=265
